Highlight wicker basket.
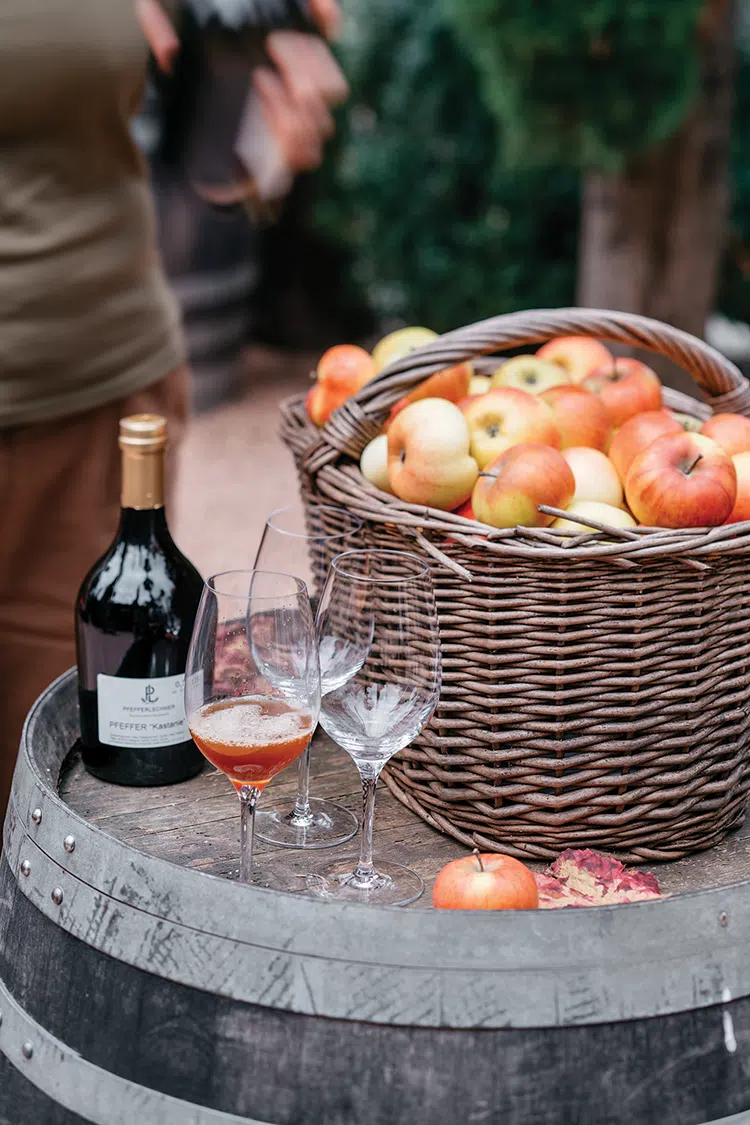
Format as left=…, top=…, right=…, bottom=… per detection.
left=280, top=309, right=750, bottom=862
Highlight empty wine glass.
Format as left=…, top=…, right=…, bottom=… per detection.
left=307, top=550, right=442, bottom=906
left=254, top=504, right=361, bottom=849
left=185, top=570, right=321, bottom=884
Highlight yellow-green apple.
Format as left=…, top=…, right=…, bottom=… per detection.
left=491, top=355, right=571, bottom=395
left=625, top=433, right=736, bottom=528
left=306, top=344, right=375, bottom=427
left=671, top=411, right=703, bottom=433
left=388, top=398, right=478, bottom=510
left=359, top=434, right=392, bottom=493
left=536, top=336, right=613, bottom=385
left=700, top=413, right=750, bottom=457
left=582, top=358, right=662, bottom=427
left=472, top=443, right=575, bottom=529
left=540, top=384, right=613, bottom=451
left=726, top=452, right=750, bottom=523
left=468, top=374, right=491, bottom=396
left=551, top=500, right=637, bottom=532
left=386, top=363, right=472, bottom=427
left=462, top=387, right=561, bottom=470
left=371, top=326, right=437, bottom=371
left=562, top=447, right=624, bottom=508
left=608, top=409, right=683, bottom=482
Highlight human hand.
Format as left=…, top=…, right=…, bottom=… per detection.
left=253, top=29, right=348, bottom=173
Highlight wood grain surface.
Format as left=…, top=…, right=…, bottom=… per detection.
left=59, top=729, right=750, bottom=903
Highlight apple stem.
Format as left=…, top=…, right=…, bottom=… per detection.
left=473, top=847, right=485, bottom=873
left=478, top=471, right=498, bottom=481
left=685, top=453, right=703, bottom=475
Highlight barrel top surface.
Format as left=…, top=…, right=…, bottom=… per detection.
left=5, top=669, right=750, bottom=1030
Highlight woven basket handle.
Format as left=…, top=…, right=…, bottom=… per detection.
left=304, top=307, right=750, bottom=472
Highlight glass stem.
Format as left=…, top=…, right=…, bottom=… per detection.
left=354, top=771, right=379, bottom=884
left=239, top=785, right=261, bottom=883
left=292, top=741, right=313, bottom=821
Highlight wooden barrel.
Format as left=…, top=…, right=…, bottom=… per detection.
left=2, top=670, right=750, bottom=1125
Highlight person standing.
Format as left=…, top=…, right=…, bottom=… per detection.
left=0, top=0, right=346, bottom=819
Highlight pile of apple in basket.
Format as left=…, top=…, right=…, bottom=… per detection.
left=307, top=326, right=750, bottom=531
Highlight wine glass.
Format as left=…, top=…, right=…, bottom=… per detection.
left=306, top=550, right=442, bottom=906
left=253, top=504, right=362, bottom=849
left=185, top=570, right=321, bottom=884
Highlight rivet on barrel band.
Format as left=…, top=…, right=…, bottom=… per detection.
left=19, top=860, right=30, bottom=878
left=51, top=887, right=64, bottom=906
left=31, top=808, right=42, bottom=826
left=21, top=1041, right=34, bottom=1060
left=63, top=835, right=76, bottom=854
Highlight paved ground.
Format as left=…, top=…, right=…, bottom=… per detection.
left=173, top=347, right=316, bottom=577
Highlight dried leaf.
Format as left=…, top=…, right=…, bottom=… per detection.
left=535, top=848, right=662, bottom=909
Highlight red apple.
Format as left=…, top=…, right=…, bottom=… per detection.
left=725, top=451, right=750, bottom=523
left=462, top=387, right=560, bottom=470
left=472, top=443, right=575, bottom=529
left=388, top=398, right=478, bottom=510
left=432, top=850, right=539, bottom=910
left=625, top=433, right=736, bottom=528
left=454, top=498, right=476, bottom=520
left=540, top=385, right=613, bottom=451
left=582, top=358, right=663, bottom=428
left=386, top=363, right=473, bottom=427
left=307, top=344, right=375, bottom=426
left=700, top=413, right=750, bottom=458
left=608, top=409, right=684, bottom=482
left=562, top=447, right=624, bottom=508
left=536, top=336, right=613, bottom=385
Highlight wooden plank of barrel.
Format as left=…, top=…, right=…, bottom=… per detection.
left=2, top=670, right=750, bottom=1125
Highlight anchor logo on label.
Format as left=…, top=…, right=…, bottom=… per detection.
left=142, top=684, right=159, bottom=705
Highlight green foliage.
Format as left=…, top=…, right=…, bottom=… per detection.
left=312, top=0, right=578, bottom=332
left=440, top=0, right=704, bottom=171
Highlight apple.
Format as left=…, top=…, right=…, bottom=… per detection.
left=491, top=355, right=571, bottom=395
left=468, top=374, right=492, bottom=396
left=551, top=500, right=637, bottom=533
left=386, top=363, right=472, bottom=427
left=454, top=498, right=476, bottom=520
left=562, top=447, right=624, bottom=508
left=388, top=398, right=478, bottom=510
left=701, top=413, right=750, bottom=457
left=608, top=409, right=683, bottom=482
left=306, top=344, right=375, bottom=427
left=540, top=384, right=613, bottom=451
left=625, top=433, right=736, bottom=528
left=582, top=358, right=663, bottom=427
left=432, top=850, right=539, bottom=911
left=462, top=387, right=560, bottom=470
left=371, top=326, right=437, bottom=372
left=536, top=336, right=613, bottom=385
left=671, top=411, right=703, bottom=433
left=726, top=452, right=750, bottom=523
left=472, top=443, right=575, bottom=529
left=360, top=434, right=392, bottom=493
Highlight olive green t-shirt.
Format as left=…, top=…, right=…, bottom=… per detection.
left=0, top=0, right=185, bottom=427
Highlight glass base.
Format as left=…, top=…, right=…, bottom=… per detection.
left=255, top=797, right=358, bottom=849
left=305, top=857, right=424, bottom=906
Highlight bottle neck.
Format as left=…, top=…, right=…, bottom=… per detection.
left=119, top=444, right=169, bottom=541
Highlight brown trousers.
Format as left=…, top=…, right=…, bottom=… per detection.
left=0, top=368, right=190, bottom=823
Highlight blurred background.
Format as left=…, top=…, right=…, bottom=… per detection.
left=165, top=0, right=750, bottom=571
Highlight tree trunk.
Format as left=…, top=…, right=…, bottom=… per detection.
left=577, top=0, right=735, bottom=393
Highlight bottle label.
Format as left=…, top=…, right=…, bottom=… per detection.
left=97, top=674, right=190, bottom=749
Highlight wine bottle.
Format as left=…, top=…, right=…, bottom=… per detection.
left=76, top=415, right=205, bottom=786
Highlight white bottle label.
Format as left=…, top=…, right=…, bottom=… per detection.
left=97, top=674, right=190, bottom=749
